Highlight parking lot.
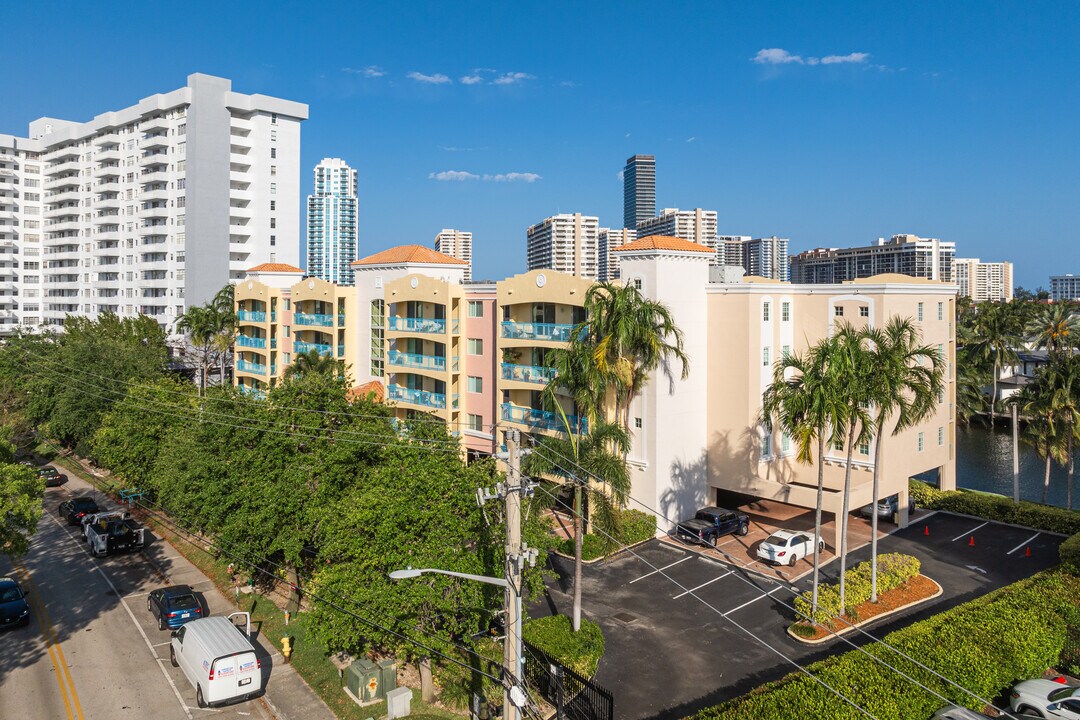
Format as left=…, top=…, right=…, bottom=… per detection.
left=538, top=510, right=1066, bottom=720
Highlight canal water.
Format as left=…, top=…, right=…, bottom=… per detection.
left=953, top=423, right=1075, bottom=509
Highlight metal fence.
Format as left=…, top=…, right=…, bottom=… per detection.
left=523, top=641, right=614, bottom=720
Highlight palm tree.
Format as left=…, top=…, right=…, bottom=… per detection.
left=1010, top=375, right=1066, bottom=504
left=863, top=318, right=945, bottom=602
left=762, top=335, right=847, bottom=615
left=523, top=418, right=631, bottom=632
left=211, top=284, right=238, bottom=384
left=1044, top=356, right=1080, bottom=509
left=968, top=302, right=1024, bottom=427
left=286, top=348, right=341, bottom=378
left=1026, top=302, right=1079, bottom=361
left=541, top=340, right=609, bottom=430
left=954, top=350, right=990, bottom=426
left=176, top=306, right=217, bottom=395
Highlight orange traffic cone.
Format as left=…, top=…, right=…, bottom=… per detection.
left=968, top=536, right=975, bottom=547
left=1025, top=546, right=1032, bottom=557
left=923, top=526, right=930, bottom=536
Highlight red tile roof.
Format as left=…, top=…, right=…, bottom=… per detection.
left=611, top=235, right=715, bottom=254
left=352, top=245, right=468, bottom=267
left=246, top=263, right=305, bottom=273
left=347, top=380, right=385, bottom=402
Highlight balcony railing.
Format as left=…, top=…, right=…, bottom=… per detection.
left=338, top=313, right=346, bottom=326
left=237, top=310, right=266, bottom=322
left=236, top=335, right=266, bottom=349
left=387, top=316, right=458, bottom=334
left=294, top=312, right=334, bottom=326
left=500, top=362, right=556, bottom=384
left=500, top=321, right=579, bottom=343
left=294, top=341, right=332, bottom=356
left=388, top=350, right=458, bottom=372
left=500, top=403, right=587, bottom=434
left=388, top=384, right=458, bottom=410
left=236, top=359, right=267, bottom=375
left=237, top=384, right=267, bottom=400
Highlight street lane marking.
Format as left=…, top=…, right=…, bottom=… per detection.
left=629, top=556, right=692, bottom=583
left=672, top=570, right=733, bottom=599
left=125, top=591, right=152, bottom=597
left=1007, top=532, right=1041, bottom=555
left=951, top=521, right=989, bottom=542
left=723, top=586, right=781, bottom=616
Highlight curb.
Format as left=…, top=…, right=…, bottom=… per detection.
left=786, top=574, right=944, bottom=645
left=550, top=536, right=656, bottom=565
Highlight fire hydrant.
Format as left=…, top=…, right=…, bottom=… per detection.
left=281, top=636, right=292, bottom=664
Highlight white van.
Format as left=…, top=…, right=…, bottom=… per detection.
left=169, top=612, right=263, bottom=708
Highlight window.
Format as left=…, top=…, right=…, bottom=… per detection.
left=917, top=432, right=924, bottom=452
left=270, top=218, right=276, bottom=229
left=271, top=113, right=278, bottom=125
left=271, top=129, right=277, bottom=141
left=762, top=302, right=770, bottom=321
left=635, top=417, right=642, bottom=429
left=270, top=183, right=277, bottom=195
left=859, top=306, right=869, bottom=317
left=762, top=346, right=770, bottom=366
left=176, top=196, right=185, bottom=208
left=781, top=302, right=790, bottom=321
left=468, top=301, right=484, bottom=317
left=938, top=427, right=944, bottom=446
left=632, top=277, right=642, bottom=290
left=834, top=306, right=844, bottom=317
left=468, top=338, right=483, bottom=355
left=937, top=302, right=943, bottom=321
left=270, top=235, right=276, bottom=246
left=270, top=200, right=276, bottom=211
left=467, top=414, right=484, bottom=432
left=270, top=147, right=276, bottom=159
left=918, top=302, right=924, bottom=321
left=468, top=376, right=483, bottom=393
left=781, top=433, right=790, bottom=453
left=284, top=299, right=290, bottom=310
left=937, top=388, right=944, bottom=404
left=270, top=165, right=277, bottom=177
left=859, top=441, right=870, bottom=455
left=760, top=431, right=772, bottom=459
left=782, top=344, right=791, bottom=358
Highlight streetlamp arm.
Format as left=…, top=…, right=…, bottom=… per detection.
left=389, top=567, right=508, bottom=588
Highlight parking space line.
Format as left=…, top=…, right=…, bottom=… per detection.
left=1007, top=532, right=1041, bottom=555
left=629, top=556, right=692, bottom=584
left=125, top=590, right=152, bottom=598
left=951, top=521, right=989, bottom=542
left=722, top=586, right=781, bottom=616
left=672, top=570, right=733, bottom=599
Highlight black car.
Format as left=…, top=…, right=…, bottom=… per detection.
left=58, top=497, right=100, bottom=525
left=0, top=577, right=30, bottom=630
left=146, top=585, right=203, bottom=631
left=38, top=467, right=65, bottom=487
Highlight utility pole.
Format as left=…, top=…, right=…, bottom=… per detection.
left=503, top=429, right=524, bottom=720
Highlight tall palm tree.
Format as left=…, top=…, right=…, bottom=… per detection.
left=522, top=418, right=631, bottom=632
left=1010, top=375, right=1066, bottom=504
left=1026, top=302, right=1079, bottom=361
left=864, top=318, right=945, bottom=602
left=762, top=335, right=847, bottom=615
left=968, top=302, right=1024, bottom=427
left=211, top=284, right=238, bottom=384
left=541, top=340, right=609, bottom=430
left=1044, top=356, right=1080, bottom=509
left=176, top=306, right=217, bottom=395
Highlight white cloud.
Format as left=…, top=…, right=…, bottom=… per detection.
left=752, top=48, right=872, bottom=68
left=752, top=48, right=804, bottom=65
left=559, top=80, right=579, bottom=88
left=407, top=71, right=452, bottom=84
left=341, top=65, right=387, bottom=77
left=686, top=136, right=697, bottom=143
left=820, top=52, right=870, bottom=65
left=492, top=72, right=535, bottom=85
left=460, top=75, right=483, bottom=85
left=429, top=170, right=479, bottom=181
left=483, top=172, right=541, bottom=182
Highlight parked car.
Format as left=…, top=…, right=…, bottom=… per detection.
left=859, top=494, right=915, bottom=521
left=674, top=507, right=749, bottom=547
left=38, top=467, right=65, bottom=487
left=148, top=585, right=203, bottom=631
left=931, top=706, right=993, bottom=719
left=1010, top=678, right=1080, bottom=717
left=170, top=613, right=262, bottom=708
left=58, top=497, right=100, bottom=525
left=756, top=529, right=824, bottom=566
left=0, top=577, right=30, bottom=630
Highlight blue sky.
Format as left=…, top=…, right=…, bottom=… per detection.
left=4, top=1, right=1078, bottom=288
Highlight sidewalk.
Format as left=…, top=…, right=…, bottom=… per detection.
left=56, top=458, right=337, bottom=720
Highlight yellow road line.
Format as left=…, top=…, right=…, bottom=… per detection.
left=14, top=559, right=85, bottom=720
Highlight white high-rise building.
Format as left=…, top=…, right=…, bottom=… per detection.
left=433, top=229, right=473, bottom=281
left=307, top=158, right=358, bottom=285
left=598, top=227, right=637, bottom=281
left=954, top=258, right=1013, bottom=302
left=0, top=73, right=307, bottom=334
left=1051, top=275, right=1080, bottom=302
left=720, top=235, right=790, bottom=281
left=526, top=213, right=600, bottom=280
left=636, top=208, right=718, bottom=253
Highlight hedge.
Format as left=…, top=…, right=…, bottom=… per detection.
left=910, top=479, right=1080, bottom=535
left=690, top=570, right=1080, bottom=720
left=1061, top=531, right=1080, bottom=575
left=522, top=615, right=605, bottom=679
left=794, top=553, right=921, bottom=627
left=556, top=508, right=657, bottom=560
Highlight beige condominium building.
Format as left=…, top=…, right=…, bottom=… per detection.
left=526, top=213, right=599, bottom=280
left=954, top=257, right=1013, bottom=302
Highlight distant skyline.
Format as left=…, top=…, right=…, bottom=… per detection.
left=4, top=0, right=1077, bottom=288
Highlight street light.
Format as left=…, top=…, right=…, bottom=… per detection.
left=388, top=567, right=507, bottom=587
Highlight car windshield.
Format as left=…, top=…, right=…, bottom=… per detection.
left=169, top=594, right=198, bottom=610
left=1049, top=686, right=1080, bottom=702
left=40, top=468, right=58, bottom=476
left=0, top=587, right=22, bottom=603
left=73, top=499, right=97, bottom=510
left=764, top=535, right=788, bottom=546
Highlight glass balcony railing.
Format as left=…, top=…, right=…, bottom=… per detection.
left=236, top=359, right=266, bottom=374
left=294, top=312, right=334, bottom=326
left=270, top=338, right=278, bottom=349
left=500, top=403, right=587, bottom=434
left=500, top=321, right=579, bottom=342
left=236, top=335, right=266, bottom=349
left=387, top=384, right=458, bottom=410
left=337, top=345, right=345, bottom=358
left=338, top=313, right=346, bottom=326
left=388, top=350, right=458, bottom=372
left=237, top=310, right=266, bottom=323
left=387, top=316, right=458, bottom=334
left=237, top=384, right=266, bottom=400
left=294, top=341, right=332, bottom=356
left=500, top=362, right=556, bottom=384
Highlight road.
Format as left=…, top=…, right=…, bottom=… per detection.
left=0, top=480, right=276, bottom=720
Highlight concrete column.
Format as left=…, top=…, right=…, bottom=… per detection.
left=833, top=511, right=843, bottom=554
left=897, top=487, right=910, bottom=528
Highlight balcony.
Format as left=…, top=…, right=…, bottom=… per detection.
left=46, top=160, right=80, bottom=176
left=387, top=316, right=458, bottom=334
left=500, top=403, right=587, bottom=434
left=388, top=350, right=457, bottom=372
left=237, top=309, right=267, bottom=323
left=96, top=149, right=121, bottom=163
left=141, top=188, right=170, bottom=202
left=46, top=221, right=81, bottom=234
left=141, top=205, right=169, bottom=219
left=45, top=175, right=81, bottom=191
left=47, top=190, right=81, bottom=205
left=140, top=134, right=169, bottom=150
left=140, top=152, right=169, bottom=167
left=236, top=359, right=267, bottom=375
left=388, top=384, right=457, bottom=411
left=140, top=170, right=169, bottom=184
left=500, top=362, right=556, bottom=385
left=141, top=116, right=169, bottom=133
left=500, top=321, right=579, bottom=343
left=294, top=340, right=332, bottom=356
left=94, top=133, right=120, bottom=148
left=293, top=312, right=334, bottom=326
left=93, top=163, right=122, bottom=178
left=236, top=335, right=266, bottom=349
left=237, top=384, right=266, bottom=400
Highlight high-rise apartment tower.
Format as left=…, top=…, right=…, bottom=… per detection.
left=954, top=258, right=1013, bottom=302
left=623, top=155, right=656, bottom=230
left=526, top=213, right=599, bottom=280
left=307, top=158, right=358, bottom=285
left=433, top=229, right=473, bottom=281
left=790, top=235, right=954, bottom=285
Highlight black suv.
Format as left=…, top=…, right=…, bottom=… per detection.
left=674, top=506, right=750, bottom=547
left=58, top=497, right=100, bottom=525
left=38, top=467, right=65, bottom=487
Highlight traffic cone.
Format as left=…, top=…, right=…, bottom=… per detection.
left=968, top=536, right=975, bottom=547
left=923, top=525, right=930, bottom=536
left=1025, top=546, right=1031, bottom=557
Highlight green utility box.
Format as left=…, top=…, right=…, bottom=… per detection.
left=345, top=658, right=397, bottom=702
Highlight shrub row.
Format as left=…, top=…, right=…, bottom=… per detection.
left=794, top=553, right=921, bottom=627
left=522, top=615, right=605, bottom=679
left=556, top=508, right=657, bottom=561
left=910, top=479, right=1080, bottom=535
left=691, top=570, right=1080, bottom=720
left=1061, top=531, right=1080, bottom=575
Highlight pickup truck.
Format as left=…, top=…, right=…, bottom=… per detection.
left=81, top=510, right=130, bottom=542
left=86, top=516, right=145, bottom=557
left=674, top=506, right=750, bottom=547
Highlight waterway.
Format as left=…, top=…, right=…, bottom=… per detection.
left=953, top=423, right=1075, bottom=508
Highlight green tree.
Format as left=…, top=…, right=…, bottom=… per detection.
left=954, top=349, right=990, bottom=426
left=762, top=335, right=847, bottom=615
left=0, top=462, right=43, bottom=556
left=1010, top=374, right=1066, bottom=504
left=522, top=419, right=631, bottom=632
left=863, top=318, right=945, bottom=602
left=211, top=284, right=238, bottom=384
left=176, top=305, right=219, bottom=394
left=1026, top=302, right=1079, bottom=360
left=285, top=348, right=343, bottom=379
left=966, top=302, right=1024, bottom=427
left=1042, top=356, right=1080, bottom=509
